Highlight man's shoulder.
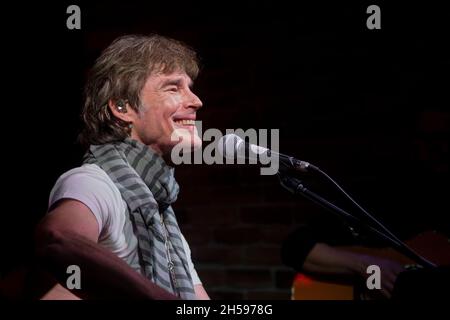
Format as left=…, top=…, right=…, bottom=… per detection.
left=59, top=163, right=104, bottom=178
left=48, top=164, right=128, bottom=236
left=55, top=164, right=111, bottom=187
left=48, top=163, right=127, bottom=219
left=50, top=163, right=121, bottom=204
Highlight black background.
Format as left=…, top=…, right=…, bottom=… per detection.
left=1, top=1, right=449, bottom=276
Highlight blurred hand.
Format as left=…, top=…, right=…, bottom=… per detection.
left=357, top=254, right=405, bottom=299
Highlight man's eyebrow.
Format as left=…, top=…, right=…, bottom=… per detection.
left=160, top=78, right=194, bottom=89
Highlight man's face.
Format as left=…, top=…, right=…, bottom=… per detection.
left=132, top=70, right=203, bottom=157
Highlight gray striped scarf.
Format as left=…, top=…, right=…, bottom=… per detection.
left=83, top=138, right=196, bottom=299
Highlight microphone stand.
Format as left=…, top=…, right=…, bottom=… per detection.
left=277, top=171, right=437, bottom=269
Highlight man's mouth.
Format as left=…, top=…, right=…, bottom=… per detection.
left=171, top=118, right=201, bottom=146
left=173, top=119, right=196, bottom=126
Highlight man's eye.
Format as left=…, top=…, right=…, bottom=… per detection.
left=167, top=86, right=178, bottom=92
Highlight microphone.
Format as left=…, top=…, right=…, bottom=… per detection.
left=217, top=134, right=315, bottom=172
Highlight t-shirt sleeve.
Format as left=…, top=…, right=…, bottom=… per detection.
left=180, top=233, right=202, bottom=286
left=48, top=166, right=118, bottom=236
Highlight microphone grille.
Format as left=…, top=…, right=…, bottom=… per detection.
left=217, top=134, right=244, bottom=159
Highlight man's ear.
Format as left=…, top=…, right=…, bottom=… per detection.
left=108, top=99, right=136, bottom=123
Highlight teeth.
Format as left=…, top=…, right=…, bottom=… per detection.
left=175, top=120, right=195, bottom=126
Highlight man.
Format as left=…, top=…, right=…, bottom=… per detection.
left=34, top=34, right=209, bottom=300
left=281, top=225, right=406, bottom=299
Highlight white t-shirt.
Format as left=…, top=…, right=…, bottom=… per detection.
left=48, top=163, right=201, bottom=285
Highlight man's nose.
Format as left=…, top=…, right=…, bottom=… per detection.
left=187, top=91, right=203, bottom=110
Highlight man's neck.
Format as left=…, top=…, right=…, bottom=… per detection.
left=130, top=133, right=174, bottom=166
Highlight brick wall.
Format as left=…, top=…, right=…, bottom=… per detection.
left=173, top=165, right=312, bottom=299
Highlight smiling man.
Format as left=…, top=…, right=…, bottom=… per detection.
left=34, top=35, right=209, bottom=300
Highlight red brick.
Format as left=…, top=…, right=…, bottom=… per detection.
left=243, top=246, right=283, bottom=266
left=177, top=185, right=265, bottom=206
left=176, top=165, right=242, bottom=187
left=259, top=183, right=299, bottom=203
left=180, top=226, right=212, bottom=245
left=191, top=246, right=244, bottom=265
left=259, top=226, right=298, bottom=244
left=292, top=203, right=324, bottom=224
left=226, top=268, right=273, bottom=289
left=196, top=268, right=226, bottom=288
left=176, top=205, right=238, bottom=226
left=213, top=227, right=261, bottom=245
left=239, top=205, right=293, bottom=225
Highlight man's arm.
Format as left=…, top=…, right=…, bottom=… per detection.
left=194, top=284, right=210, bottom=300
left=302, top=243, right=405, bottom=298
left=302, top=243, right=363, bottom=276
left=34, top=199, right=178, bottom=300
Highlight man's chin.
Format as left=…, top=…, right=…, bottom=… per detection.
left=182, top=135, right=202, bottom=152
left=172, top=132, right=202, bottom=151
